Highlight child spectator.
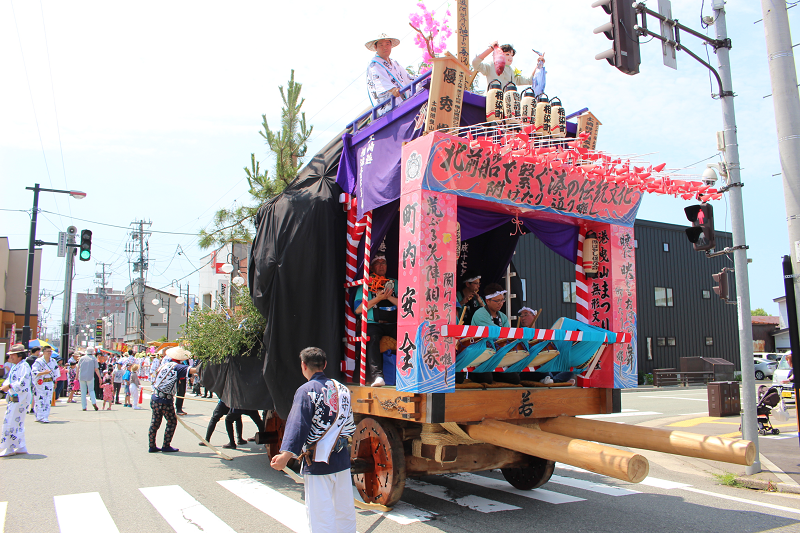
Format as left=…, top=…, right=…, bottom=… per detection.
left=102, top=372, right=114, bottom=410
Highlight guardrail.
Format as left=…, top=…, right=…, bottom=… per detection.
left=653, top=369, right=716, bottom=387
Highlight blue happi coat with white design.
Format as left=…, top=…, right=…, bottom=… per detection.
left=280, top=372, right=356, bottom=475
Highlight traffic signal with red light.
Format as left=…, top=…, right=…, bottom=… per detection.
left=684, top=204, right=715, bottom=251
left=712, top=269, right=730, bottom=301
left=592, top=0, right=641, bottom=75
left=79, top=229, right=92, bottom=261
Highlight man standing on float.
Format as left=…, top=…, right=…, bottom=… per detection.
left=366, top=33, right=416, bottom=116
left=472, top=41, right=546, bottom=94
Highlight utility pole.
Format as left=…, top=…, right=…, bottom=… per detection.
left=60, top=226, right=77, bottom=359
left=624, top=0, right=760, bottom=473
left=711, top=1, right=760, bottom=474
left=96, top=262, right=112, bottom=318
left=761, top=0, right=800, bottom=335
left=129, top=220, right=151, bottom=348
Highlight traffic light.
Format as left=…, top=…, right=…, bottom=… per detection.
left=79, top=229, right=92, bottom=261
left=95, top=319, right=103, bottom=342
left=593, top=0, right=641, bottom=75
left=684, top=204, right=715, bottom=251
left=712, top=269, right=730, bottom=301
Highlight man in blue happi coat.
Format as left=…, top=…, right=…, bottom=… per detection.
left=271, top=347, right=357, bottom=533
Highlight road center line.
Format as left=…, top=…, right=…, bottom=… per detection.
left=680, top=487, right=800, bottom=516
left=579, top=411, right=662, bottom=419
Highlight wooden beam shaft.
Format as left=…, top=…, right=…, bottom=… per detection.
left=465, top=419, right=649, bottom=483
left=538, top=416, right=755, bottom=466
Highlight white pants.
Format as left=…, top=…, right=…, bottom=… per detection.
left=32, top=382, right=54, bottom=422
left=304, top=470, right=357, bottom=533
left=130, top=384, right=141, bottom=409
left=0, top=401, right=28, bottom=456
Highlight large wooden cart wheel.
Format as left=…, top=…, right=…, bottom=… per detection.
left=351, top=417, right=406, bottom=507
left=262, top=413, right=286, bottom=460
left=501, top=455, right=555, bottom=490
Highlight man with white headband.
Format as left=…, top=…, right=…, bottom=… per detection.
left=471, top=283, right=510, bottom=328
left=354, top=254, right=397, bottom=387
left=457, top=271, right=484, bottom=325
left=518, top=307, right=538, bottom=328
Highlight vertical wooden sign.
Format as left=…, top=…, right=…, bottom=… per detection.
left=457, top=0, right=469, bottom=66
left=424, top=53, right=473, bottom=135
left=576, top=111, right=602, bottom=151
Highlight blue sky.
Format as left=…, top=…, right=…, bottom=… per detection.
left=0, top=0, right=792, bottom=336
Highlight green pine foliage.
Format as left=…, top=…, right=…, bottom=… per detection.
left=198, top=70, right=313, bottom=249
left=180, top=290, right=266, bottom=364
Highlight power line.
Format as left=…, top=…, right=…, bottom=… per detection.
left=36, top=209, right=197, bottom=235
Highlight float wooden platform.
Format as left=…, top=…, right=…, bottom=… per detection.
left=347, top=385, right=619, bottom=423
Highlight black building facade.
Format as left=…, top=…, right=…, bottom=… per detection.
left=512, top=219, right=739, bottom=379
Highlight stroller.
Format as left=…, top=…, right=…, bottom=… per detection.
left=756, top=385, right=783, bottom=435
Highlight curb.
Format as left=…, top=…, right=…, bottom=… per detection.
left=734, top=477, right=800, bottom=495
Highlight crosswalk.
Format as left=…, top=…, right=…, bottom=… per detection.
left=2, top=465, right=798, bottom=532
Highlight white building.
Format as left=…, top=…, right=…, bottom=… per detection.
left=198, top=243, right=249, bottom=310
left=123, top=284, right=188, bottom=344
left=773, top=296, right=792, bottom=351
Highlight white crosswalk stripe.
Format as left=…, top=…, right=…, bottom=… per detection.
left=140, top=485, right=237, bottom=533
left=404, top=478, right=523, bottom=512
left=218, top=478, right=310, bottom=533
left=0, top=501, right=7, bottom=533
left=352, top=487, right=435, bottom=523
left=452, top=473, right=587, bottom=504
left=54, top=492, right=120, bottom=533
left=548, top=474, right=640, bottom=496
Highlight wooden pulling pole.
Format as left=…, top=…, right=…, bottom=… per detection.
left=537, top=416, right=756, bottom=466
left=464, top=419, right=649, bottom=483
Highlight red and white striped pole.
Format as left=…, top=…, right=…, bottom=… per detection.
left=575, top=226, right=590, bottom=324
left=359, top=211, right=373, bottom=385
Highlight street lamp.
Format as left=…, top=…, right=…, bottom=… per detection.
left=22, top=184, right=86, bottom=348
left=152, top=294, right=171, bottom=341
left=171, top=280, right=191, bottom=332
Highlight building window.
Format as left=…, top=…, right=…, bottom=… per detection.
left=663, top=243, right=669, bottom=252
left=702, top=290, right=711, bottom=299
left=655, top=287, right=674, bottom=307
left=667, top=337, right=676, bottom=346
left=657, top=337, right=666, bottom=347
left=562, top=281, right=577, bottom=303
left=705, top=337, right=714, bottom=346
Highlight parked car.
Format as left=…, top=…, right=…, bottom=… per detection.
left=754, top=358, right=778, bottom=380
left=753, top=352, right=785, bottom=363
left=772, top=355, right=795, bottom=403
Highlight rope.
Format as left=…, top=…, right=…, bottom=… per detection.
left=140, top=386, right=220, bottom=403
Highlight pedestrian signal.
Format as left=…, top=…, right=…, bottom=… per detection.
left=684, top=204, right=715, bottom=251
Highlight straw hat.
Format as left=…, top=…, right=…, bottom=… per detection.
left=166, top=346, right=191, bottom=361
left=365, top=33, right=400, bottom=51
left=6, top=343, right=26, bottom=355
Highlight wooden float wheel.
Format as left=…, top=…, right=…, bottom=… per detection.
left=501, top=455, right=555, bottom=490
left=351, top=417, right=406, bottom=507
left=263, top=414, right=286, bottom=460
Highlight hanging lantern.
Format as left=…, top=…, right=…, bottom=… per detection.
left=485, top=80, right=504, bottom=122
left=520, top=88, right=536, bottom=126
left=502, top=82, right=521, bottom=124
left=548, top=96, right=566, bottom=138
left=583, top=230, right=600, bottom=278
left=533, top=93, right=551, bottom=136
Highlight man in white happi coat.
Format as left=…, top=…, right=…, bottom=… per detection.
left=1, top=344, right=33, bottom=456
left=366, top=33, right=416, bottom=117
left=30, top=345, right=59, bottom=423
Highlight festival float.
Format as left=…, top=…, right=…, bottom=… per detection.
left=244, top=13, right=752, bottom=508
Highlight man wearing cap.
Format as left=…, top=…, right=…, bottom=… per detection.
left=1, top=344, right=33, bottom=456
left=30, top=345, right=59, bottom=423
left=354, top=254, right=397, bottom=387
left=77, top=347, right=102, bottom=411
left=148, top=346, right=200, bottom=453
left=366, top=33, right=415, bottom=116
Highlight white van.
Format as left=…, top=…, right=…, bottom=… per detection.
left=772, top=355, right=795, bottom=403
left=754, top=352, right=785, bottom=363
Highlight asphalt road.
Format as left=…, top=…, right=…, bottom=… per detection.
left=1, top=382, right=799, bottom=533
